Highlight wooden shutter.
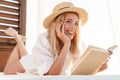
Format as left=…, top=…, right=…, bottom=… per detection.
left=0, top=0, right=26, bottom=72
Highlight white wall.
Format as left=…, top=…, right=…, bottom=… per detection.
left=26, top=0, right=39, bottom=54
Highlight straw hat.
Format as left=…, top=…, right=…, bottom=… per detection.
left=43, top=2, right=88, bottom=30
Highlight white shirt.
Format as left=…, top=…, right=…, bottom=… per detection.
left=20, top=32, right=76, bottom=75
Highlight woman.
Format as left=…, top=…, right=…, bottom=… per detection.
left=4, top=2, right=107, bottom=75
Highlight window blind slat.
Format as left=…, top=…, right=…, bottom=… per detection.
left=0, top=31, right=7, bottom=36
left=0, top=12, right=18, bottom=19
left=0, top=38, right=16, bottom=44
left=0, top=25, right=18, bottom=30
left=0, top=1, right=19, bottom=8
left=0, top=42, right=15, bottom=50
left=13, top=0, right=19, bottom=1
left=0, top=18, right=18, bottom=25
left=0, top=6, right=19, bottom=13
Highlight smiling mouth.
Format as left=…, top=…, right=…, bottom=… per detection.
left=67, top=30, right=75, bottom=35
left=65, top=31, right=75, bottom=39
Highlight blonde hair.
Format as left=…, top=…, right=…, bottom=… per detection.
left=48, top=12, right=80, bottom=56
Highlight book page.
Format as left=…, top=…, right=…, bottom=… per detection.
left=71, top=45, right=112, bottom=75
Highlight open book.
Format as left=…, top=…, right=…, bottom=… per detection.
left=71, top=45, right=117, bottom=75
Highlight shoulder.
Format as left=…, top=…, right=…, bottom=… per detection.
left=37, top=31, right=49, bottom=40
left=37, top=31, right=49, bottom=43
left=34, top=31, right=50, bottom=49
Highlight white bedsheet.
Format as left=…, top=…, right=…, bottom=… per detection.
left=0, top=75, right=120, bottom=80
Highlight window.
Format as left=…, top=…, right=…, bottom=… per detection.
left=0, top=0, right=26, bottom=72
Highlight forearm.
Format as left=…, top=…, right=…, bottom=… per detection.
left=15, top=35, right=27, bottom=58
left=4, top=46, right=25, bottom=74
left=4, top=60, right=25, bottom=74
left=47, top=43, right=70, bottom=75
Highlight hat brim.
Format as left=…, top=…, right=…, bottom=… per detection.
left=43, top=7, right=88, bottom=30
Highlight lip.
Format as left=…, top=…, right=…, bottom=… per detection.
left=65, top=30, right=75, bottom=39
left=68, top=31, right=74, bottom=34
left=67, top=30, right=75, bottom=35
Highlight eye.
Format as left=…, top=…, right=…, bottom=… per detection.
left=66, top=20, right=71, bottom=23
left=75, top=22, right=78, bottom=26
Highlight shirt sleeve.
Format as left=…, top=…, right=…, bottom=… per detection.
left=20, top=32, right=55, bottom=75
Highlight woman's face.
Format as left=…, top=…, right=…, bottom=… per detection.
left=63, top=12, right=79, bottom=40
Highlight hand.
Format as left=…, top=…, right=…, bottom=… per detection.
left=56, top=21, right=71, bottom=45
left=98, top=60, right=108, bottom=72
left=4, top=28, right=26, bottom=42
left=4, top=27, right=18, bottom=37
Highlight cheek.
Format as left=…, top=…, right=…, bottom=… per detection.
left=63, top=24, right=68, bottom=31
left=75, top=26, right=78, bottom=31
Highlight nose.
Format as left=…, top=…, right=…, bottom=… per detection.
left=69, top=23, right=76, bottom=29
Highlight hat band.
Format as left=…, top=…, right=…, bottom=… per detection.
left=59, top=7, right=70, bottom=11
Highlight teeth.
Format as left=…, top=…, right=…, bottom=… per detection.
left=68, top=31, right=74, bottom=34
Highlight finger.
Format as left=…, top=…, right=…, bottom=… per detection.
left=56, top=23, right=59, bottom=35
left=100, top=66, right=107, bottom=71
left=61, top=22, right=64, bottom=34
left=56, top=22, right=63, bottom=36
left=100, top=64, right=107, bottom=71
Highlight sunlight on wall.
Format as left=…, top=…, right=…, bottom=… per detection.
left=26, top=0, right=39, bottom=54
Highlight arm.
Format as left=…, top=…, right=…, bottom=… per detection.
left=4, top=28, right=27, bottom=74
left=47, top=22, right=71, bottom=75
left=47, top=43, right=70, bottom=75
left=4, top=28, right=27, bottom=57
left=4, top=45, right=25, bottom=74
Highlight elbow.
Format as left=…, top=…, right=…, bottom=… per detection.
left=3, top=69, right=10, bottom=75
left=46, top=71, right=61, bottom=75
left=3, top=68, right=16, bottom=75
left=3, top=67, right=8, bottom=75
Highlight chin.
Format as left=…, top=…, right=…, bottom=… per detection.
left=66, top=34, right=74, bottom=40
left=69, top=36, right=74, bottom=40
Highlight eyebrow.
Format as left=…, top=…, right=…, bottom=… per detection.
left=65, top=18, right=78, bottom=23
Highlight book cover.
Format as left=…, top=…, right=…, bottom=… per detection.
left=71, top=45, right=117, bottom=75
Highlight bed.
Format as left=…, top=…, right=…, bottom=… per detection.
left=0, top=74, right=120, bottom=80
